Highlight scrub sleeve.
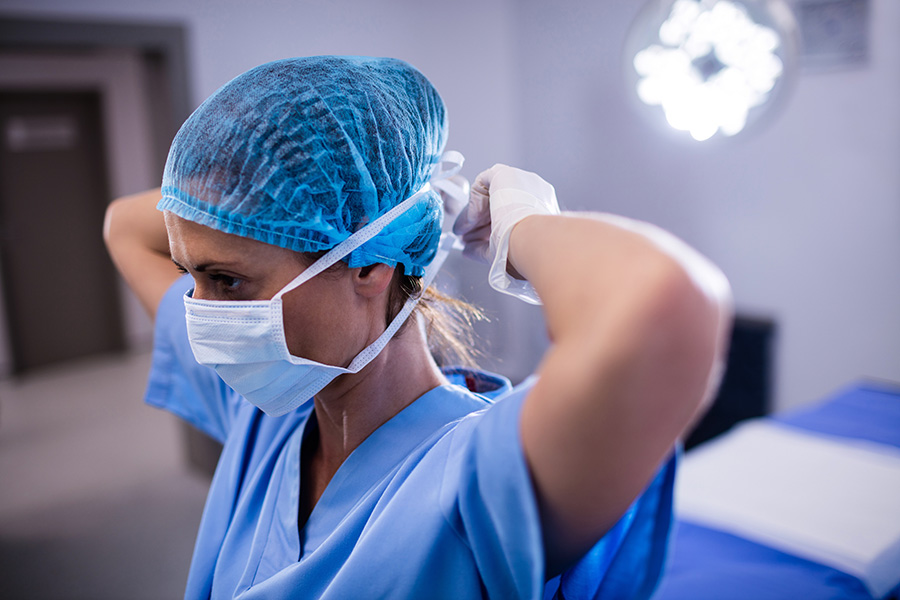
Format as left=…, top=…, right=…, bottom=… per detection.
left=145, top=275, right=238, bottom=443
left=144, top=275, right=676, bottom=599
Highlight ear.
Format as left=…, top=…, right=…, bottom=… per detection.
left=353, top=263, right=395, bottom=298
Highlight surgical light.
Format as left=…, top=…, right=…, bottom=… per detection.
left=625, top=0, right=798, bottom=141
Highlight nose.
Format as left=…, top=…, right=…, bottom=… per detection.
left=186, top=283, right=211, bottom=301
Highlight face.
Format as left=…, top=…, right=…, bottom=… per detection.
left=165, top=212, right=377, bottom=367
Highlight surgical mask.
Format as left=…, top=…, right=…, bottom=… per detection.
left=183, top=154, right=466, bottom=417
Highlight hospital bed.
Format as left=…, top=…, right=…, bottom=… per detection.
left=653, top=381, right=900, bottom=600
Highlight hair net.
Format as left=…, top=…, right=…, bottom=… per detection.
left=159, top=56, right=448, bottom=276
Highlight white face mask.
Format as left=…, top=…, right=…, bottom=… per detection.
left=183, top=154, right=465, bottom=417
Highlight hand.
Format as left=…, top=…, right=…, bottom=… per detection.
left=452, top=164, right=560, bottom=303
left=103, top=188, right=181, bottom=318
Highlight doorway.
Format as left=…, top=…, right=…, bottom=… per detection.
left=0, top=91, right=124, bottom=372
left=0, top=18, right=190, bottom=376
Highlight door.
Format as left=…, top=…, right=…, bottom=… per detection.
left=0, top=91, right=124, bottom=373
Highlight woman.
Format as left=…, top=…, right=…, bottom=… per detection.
left=104, top=56, right=732, bottom=599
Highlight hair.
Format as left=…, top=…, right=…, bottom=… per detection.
left=295, top=252, right=485, bottom=368
left=388, top=273, right=486, bottom=368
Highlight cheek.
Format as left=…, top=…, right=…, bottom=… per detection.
left=281, top=278, right=363, bottom=364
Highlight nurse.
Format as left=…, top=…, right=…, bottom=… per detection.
left=104, top=56, right=732, bottom=599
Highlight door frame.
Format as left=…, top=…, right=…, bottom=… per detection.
left=0, top=18, right=191, bottom=377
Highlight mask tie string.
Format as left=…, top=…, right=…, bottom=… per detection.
left=430, top=150, right=469, bottom=244
left=274, top=150, right=468, bottom=300
left=272, top=186, right=431, bottom=300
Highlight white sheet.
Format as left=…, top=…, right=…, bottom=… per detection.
left=675, top=420, right=900, bottom=599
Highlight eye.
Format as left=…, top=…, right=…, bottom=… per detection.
left=208, top=273, right=243, bottom=294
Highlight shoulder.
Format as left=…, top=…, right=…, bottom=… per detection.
left=441, top=367, right=514, bottom=402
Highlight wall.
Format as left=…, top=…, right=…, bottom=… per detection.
left=513, top=0, right=900, bottom=410
left=1, top=0, right=897, bottom=407
left=0, top=0, right=522, bottom=178
left=0, top=0, right=543, bottom=381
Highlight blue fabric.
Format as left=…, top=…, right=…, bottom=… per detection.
left=773, top=381, right=900, bottom=449
left=147, top=276, right=676, bottom=599
left=653, top=381, right=900, bottom=600
left=652, top=522, right=874, bottom=600
left=146, top=275, right=236, bottom=443
left=158, top=56, right=447, bottom=277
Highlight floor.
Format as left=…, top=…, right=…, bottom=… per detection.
left=0, top=351, right=211, bottom=599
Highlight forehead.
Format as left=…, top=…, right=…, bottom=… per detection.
left=164, top=211, right=298, bottom=267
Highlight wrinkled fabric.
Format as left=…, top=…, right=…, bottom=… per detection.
left=159, top=56, right=447, bottom=276
left=146, top=276, right=677, bottom=599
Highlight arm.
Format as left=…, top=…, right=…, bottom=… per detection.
left=103, top=188, right=181, bottom=319
left=457, top=166, right=732, bottom=575
left=515, top=212, right=731, bottom=573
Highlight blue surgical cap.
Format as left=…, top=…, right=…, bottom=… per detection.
left=159, top=56, right=448, bottom=276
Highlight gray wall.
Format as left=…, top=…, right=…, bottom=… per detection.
left=1, top=0, right=898, bottom=410
left=512, top=0, right=900, bottom=410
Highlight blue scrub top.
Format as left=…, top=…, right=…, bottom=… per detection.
left=146, top=275, right=676, bottom=599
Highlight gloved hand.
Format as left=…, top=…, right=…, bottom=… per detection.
left=452, top=164, right=560, bottom=304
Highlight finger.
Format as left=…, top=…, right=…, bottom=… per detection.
left=460, top=222, right=491, bottom=243
left=470, top=163, right=507, bottom=196
left=461, top=240, right=491, bottom=264
left=452, top=193, right=489, bottom=235
left=454, top=165, right=508, bottom=234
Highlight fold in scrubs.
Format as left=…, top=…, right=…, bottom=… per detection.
left=146, top=275, right=676, bottom=599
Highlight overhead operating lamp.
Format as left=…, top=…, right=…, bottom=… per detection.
left=625, top=0, right=798, bottom=141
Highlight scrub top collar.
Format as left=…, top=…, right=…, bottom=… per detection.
left=299, top=377, right=509, bottom=557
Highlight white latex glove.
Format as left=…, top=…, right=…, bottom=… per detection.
left=452, top=164, right=560, bottom=304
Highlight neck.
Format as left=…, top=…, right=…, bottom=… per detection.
left=309, top=321, right=445, bottom=480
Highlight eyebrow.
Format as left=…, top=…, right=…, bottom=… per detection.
left=171, top=258, right=238, bottom=273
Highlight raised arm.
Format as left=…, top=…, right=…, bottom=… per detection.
left=457, top=165, right=733, bottom=574
left=103, top=188, right=181, bottom=319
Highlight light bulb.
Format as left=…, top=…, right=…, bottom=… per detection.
left=624, top=0, right=798, bottom=142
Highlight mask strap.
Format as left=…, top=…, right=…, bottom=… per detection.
left=430, top=151, right=469, bottom=225
left=431, top=150, right=465, bottom=180
left=283, top=151, right=467, bottom=373
left=274, top=150, right=469, bottom=300
left=273, top=185, right=432, bottom=300
left=344, top=231, right=456, bottom=372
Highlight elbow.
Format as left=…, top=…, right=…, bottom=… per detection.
left=638, top=248, right=732, bottom=333
left=103, top=188, right=163, bottom=251
left=621, top=251, right=733, bottom=423
left=102, top=197, right=123, bottom=249
left=653, top=253, right=734, bottom=416
left=102, top=195, right=138, bottom=251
